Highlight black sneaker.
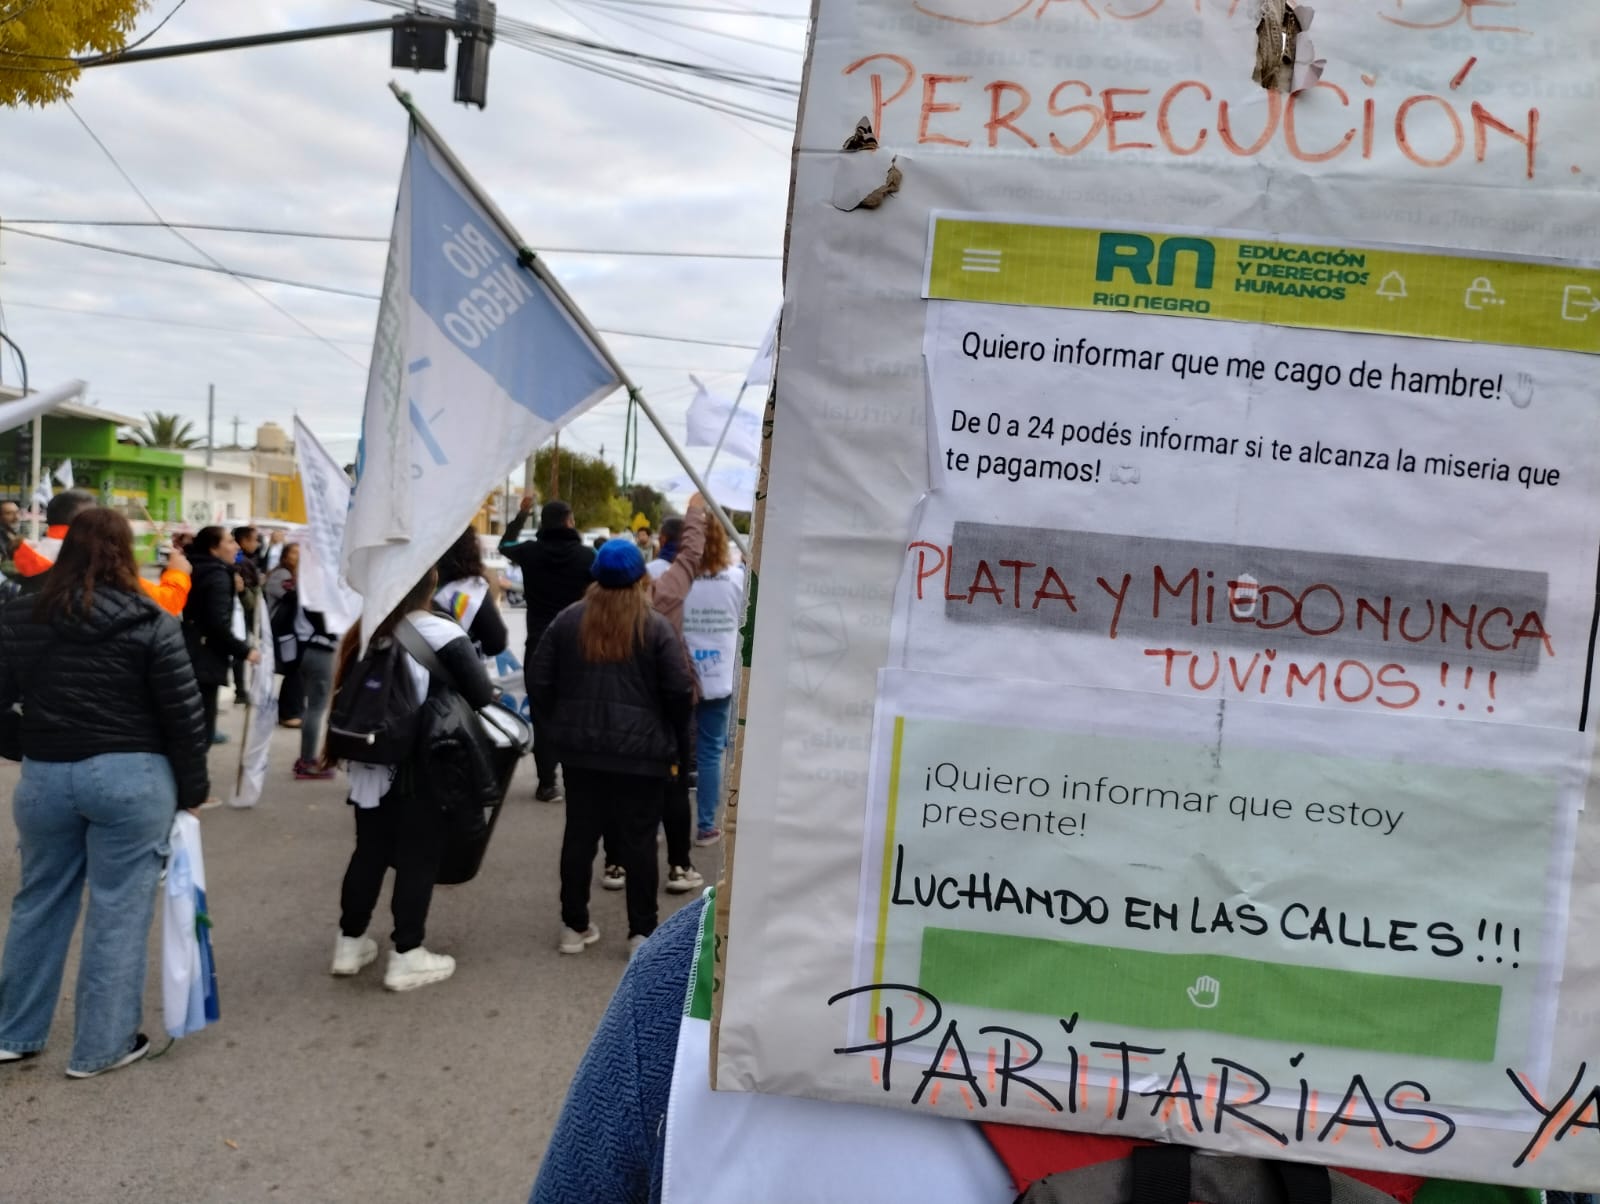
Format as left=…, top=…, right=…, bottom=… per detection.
left=534, top=784, right=563, bottom=803
left=66, top=1033, right=150, bottom=1080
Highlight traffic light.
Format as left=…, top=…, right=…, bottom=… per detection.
left=392, top=17, right=448, bottom=72
left=454, top=0, right=496, bottom=109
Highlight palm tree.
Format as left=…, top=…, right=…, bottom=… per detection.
left=128, top=411, right=203, bottom=449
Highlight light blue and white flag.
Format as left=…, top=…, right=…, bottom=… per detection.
left=343, top=121, right=621, bottom=641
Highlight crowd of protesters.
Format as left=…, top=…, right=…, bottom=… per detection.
left=0, top=490, right=745, bottom=1075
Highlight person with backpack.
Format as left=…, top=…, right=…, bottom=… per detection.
left=0, top=508, right=209, bottom=1078
left=326, top=568, right=495, bottom=992
left=530, top=538, right=697, bottom=958
left=181, top=526, right=259, bottom=755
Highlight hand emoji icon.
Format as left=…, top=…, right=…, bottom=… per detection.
left=1186, top=975, right=1221, bottom=1009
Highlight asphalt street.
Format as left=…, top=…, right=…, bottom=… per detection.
left=0, top=698, right=716, bottom=1202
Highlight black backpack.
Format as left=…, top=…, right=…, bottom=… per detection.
left=324, top=635, right=419, bottom=764
left=393, top=621, right=501, bottom=834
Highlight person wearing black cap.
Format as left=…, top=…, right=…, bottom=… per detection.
left=529, top=538, right=696, bottom=958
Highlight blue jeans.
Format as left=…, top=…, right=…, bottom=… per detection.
left=0, top=754, right=175, bottom=1073
left=694, top=696, right=733, bottom=835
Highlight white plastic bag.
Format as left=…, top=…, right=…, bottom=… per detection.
left=162, top=812, right=219, bottom=1039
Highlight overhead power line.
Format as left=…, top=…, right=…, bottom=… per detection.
left=61, top=100, right=367, bottom=369
left=2, top=220, right=782, bottom=259
left=2, top=299, right=371, bottom=345
left=573, top=0, right=805, bottom=19
left=2, top=227, right=383, bottom=299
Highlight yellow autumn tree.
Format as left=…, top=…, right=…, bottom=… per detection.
left=0, top=0, right=148, bottom=107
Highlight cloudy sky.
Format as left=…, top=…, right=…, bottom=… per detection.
left=0, top=0, right=800, bottom=501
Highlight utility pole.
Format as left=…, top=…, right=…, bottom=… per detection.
left=549, top=432, right=560, bottom=499
left=231, top=414, right=242, bottom=448
left=206, top=384, right=215, bottom=467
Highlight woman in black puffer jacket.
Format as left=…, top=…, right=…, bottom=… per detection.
left=531, top=538, right=696, bottom=960
left=0, top=508, right=210, bottom=1078
left=182, top=526, right=258, bottom=749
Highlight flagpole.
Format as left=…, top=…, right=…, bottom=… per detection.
left=387, top=82, right=749, bottom=558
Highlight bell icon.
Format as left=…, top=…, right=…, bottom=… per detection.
left=1376, top=271, right=1407, bottom=301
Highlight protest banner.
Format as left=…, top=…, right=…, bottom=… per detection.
left=343, top=88, right=748, bottom=641
left=293, top=418, right=362, bottom=638
left=713, top=0, right=1600, bottom=1187
left=230, top=595, right=277, bottom=810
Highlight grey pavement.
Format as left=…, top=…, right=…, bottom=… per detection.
left=0, top=698, right=716, bottom=1202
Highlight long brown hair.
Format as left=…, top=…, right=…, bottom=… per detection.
left=699, top=516, right=731, bottom=577
left=578, top=578, right=651, bottom=663
left=35, top=508, right=143, bottom=621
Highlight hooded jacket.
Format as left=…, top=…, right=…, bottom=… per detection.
left=0, top=587, right=210, bottom=809
left=500, top=515, right=597, bottom=651
left=182, top=555, right=250, bottom=687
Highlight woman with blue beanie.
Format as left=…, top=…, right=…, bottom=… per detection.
left=530, top=538, right=697, bottom=957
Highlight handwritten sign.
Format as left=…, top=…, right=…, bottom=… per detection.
left=713, top=0, right=1600, bottom=1188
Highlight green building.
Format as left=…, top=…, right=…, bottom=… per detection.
left=0, top=401, right=185, bottom=524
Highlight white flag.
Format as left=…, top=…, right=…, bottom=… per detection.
left=293, top=418, right=362, bottom=636
left=230, top=595, right=277, bottom=809
left=717, top=408, right=763, bottom=466
left=686, top=379, right=738, bottom=447
left=744, top=310, right=779, bottom=389
left=685, top=380, right=763, bottom=466
left=54, top=460, right=73, bottom=489
left=659, top=462, right=760, bottom=512
left=342, top=122, right=621, bottom=642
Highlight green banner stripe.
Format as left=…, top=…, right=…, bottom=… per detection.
left=919, top=927, right=1501, bottom=1062
left=687, top=885, right=717, bottom=1021
left=927, top=218, right=1600, bottom=356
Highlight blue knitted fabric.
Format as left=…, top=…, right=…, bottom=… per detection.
left=530, top=897, right=703, bottom=1204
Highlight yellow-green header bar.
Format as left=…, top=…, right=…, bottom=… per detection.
left=926, top=216, right=1600, bottom=356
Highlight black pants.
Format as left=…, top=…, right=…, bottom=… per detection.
left=231, top=655, right=247, bottom=697
left=532, top=734, right=559, bottom=793
left=339, top=784, right=443, bottom=953
left=663, top=773, right=693, bottom=870
left=560, top=768, right=665, bottom=938
left=278, top=660, right=304, bottom=723
left=200, top=685, right=220, bottom=741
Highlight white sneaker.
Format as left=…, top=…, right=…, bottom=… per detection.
left=600, top=865, right=626, bottom=891
left=558, top=924, right=600, bottom=954
left=629, top=934, right=648, bottom=959
left=664, top=865, right=704, bottom=894
left=330, top=933, right=378, bottom=976
left=383, top=946, right=456, bottom=991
